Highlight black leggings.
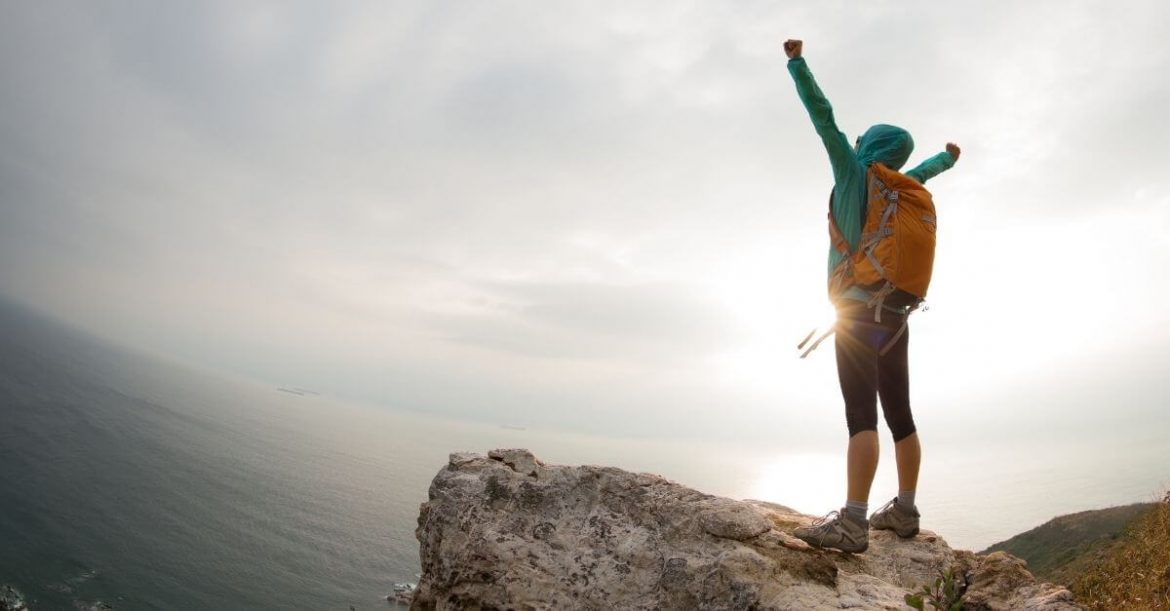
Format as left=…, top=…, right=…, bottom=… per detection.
left=835, top=303, right=916, bottom=442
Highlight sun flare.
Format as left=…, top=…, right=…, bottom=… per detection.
left=704, top=253, right=838, bottom=392
left=747, top=454, right=845, bottom=514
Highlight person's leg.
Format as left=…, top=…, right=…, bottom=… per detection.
left=835, top=308, right=881, bottom=516
left=795, top=305, right=882, bottom=553
left=847, top=430, right=879, bottom=503
left=894, top=433, right=921, bottom=495
left=877, top=316, right=918, bottom=502
left=871, top=314, right=922, bottom=537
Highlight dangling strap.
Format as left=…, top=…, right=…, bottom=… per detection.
left=865, top=282, right=898, bottom=323
left=798, top=325, right=837, bottom=359
left=877, top=320, right=908, bottom=356
left=877, top=302, right=921, bottom=356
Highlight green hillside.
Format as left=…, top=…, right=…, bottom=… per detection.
left=981, top=502, right=1155, bottom=585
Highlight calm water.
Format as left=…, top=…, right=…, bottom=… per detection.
left=1, top=300, right=1167, bottom=609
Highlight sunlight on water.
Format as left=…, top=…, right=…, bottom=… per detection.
left=745, top=453, right=844, bottom=513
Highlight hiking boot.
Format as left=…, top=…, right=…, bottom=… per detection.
left=869, top=498, right=920, bottom=538
left=793, top=509, right=868, bottom=553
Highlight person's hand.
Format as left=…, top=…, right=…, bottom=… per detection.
left=946, top=142, right=961, bottom=161
left=784, top=39, right=803, bottom=60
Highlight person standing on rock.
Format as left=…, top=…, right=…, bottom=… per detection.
left=783, top=39, right=961, bottom=553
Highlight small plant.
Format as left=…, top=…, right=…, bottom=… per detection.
left=905, top=567, right=966, bottom=611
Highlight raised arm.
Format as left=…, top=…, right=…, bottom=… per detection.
left=784, top=39, right=855, bottom=183
left=905, top=143, right=961, bottom=184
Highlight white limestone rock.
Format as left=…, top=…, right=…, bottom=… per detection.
left=413, top=449, right=1081, bottom=611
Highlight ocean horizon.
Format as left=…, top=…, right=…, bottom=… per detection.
left=2, top=300, right=1166, bottom=609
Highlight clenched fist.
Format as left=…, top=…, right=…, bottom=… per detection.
left=784, top=39, right=803, bottom=60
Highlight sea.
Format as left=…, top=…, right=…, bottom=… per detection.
left=1, top=299, right=1167, bottom=610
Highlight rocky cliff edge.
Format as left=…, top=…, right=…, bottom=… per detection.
left=413, top=449, right=1079, bottom=610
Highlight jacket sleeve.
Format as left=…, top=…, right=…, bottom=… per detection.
left=787, top=57, right=854, bottom=184
left=905, top=151, right=957, bottom=184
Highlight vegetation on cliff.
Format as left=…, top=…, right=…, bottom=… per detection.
left=982, top=503, right=1155, bottom=585
left=982, top=493, right=1170, bottom=610
left=1070, top=497, right=1170, bottom=610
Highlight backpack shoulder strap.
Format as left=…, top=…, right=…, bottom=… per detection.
left=826, top=189, right=856, bottom=298
left=827, top=189, right=851, bottom=258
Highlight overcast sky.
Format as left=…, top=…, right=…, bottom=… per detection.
left=2, top=1, right=1168, bottom=446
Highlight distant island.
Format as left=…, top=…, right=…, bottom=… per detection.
left=275, top=387, right=320, bottom=396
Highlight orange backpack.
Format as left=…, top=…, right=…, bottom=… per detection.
left=799, top=163, right=937, bottom=358
left=828, top=162, right=937, bottom=309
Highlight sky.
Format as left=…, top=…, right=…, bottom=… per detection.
left=1, top=1, right=1168, bottom=448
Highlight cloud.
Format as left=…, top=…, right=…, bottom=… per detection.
left=1, top=1, right=1167, bottom=440
left=433, top=280, right=742, bottom=360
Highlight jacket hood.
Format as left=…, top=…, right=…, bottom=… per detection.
left=856, top=124, right=914, bottom=171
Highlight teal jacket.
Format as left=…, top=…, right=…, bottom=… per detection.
left=787, top=57, right=956, bottom=291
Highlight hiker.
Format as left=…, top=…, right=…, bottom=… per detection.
left=783, top=39, right=961, bottom=553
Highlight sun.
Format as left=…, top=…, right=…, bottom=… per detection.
left=702, top=252, right=838, bottom=392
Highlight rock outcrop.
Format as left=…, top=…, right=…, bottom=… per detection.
left=413, top=449, right=1080, bottom=610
